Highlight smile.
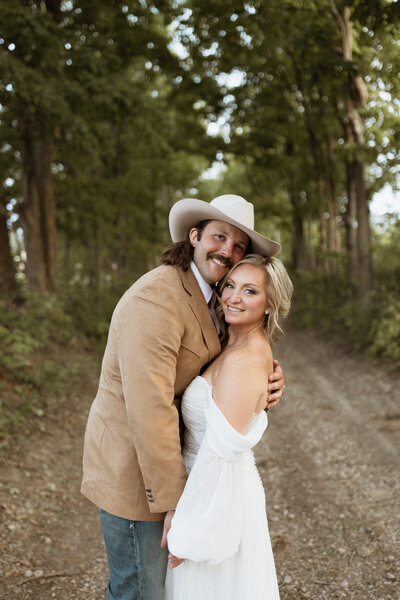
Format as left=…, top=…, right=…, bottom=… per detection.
left=227, top=305, right=244, bottom=312
left=211, top=258, right=228, bottom=268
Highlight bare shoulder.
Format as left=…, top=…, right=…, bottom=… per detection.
left=228, top=338, right=271, bottom=368
left=249, top=337, right=273, bottom=371
left=213, top=339, right=273, bottom=431
left=218, top=339, right=273, bottom=389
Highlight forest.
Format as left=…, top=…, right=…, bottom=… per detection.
left=0, top=0, right=400, bottom=432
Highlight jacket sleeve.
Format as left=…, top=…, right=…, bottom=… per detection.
left=167, top=392, right=268, bottom=564
left=115, top=292, right=188, bottom=513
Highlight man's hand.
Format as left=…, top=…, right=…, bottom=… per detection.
left=161, top=509, right=175, bottom=548
left=267, top=360, right=285, bottom=410
left=161, top=509, right=185, bottom=569
left=168, top=552, right=185, bottom=569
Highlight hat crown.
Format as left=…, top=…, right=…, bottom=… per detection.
left=210, top=195, right=254, bottom=231
left=168, top=193, right=281, bottom=257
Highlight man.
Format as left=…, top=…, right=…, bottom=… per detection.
left=81, top=194, right=284, bottom=600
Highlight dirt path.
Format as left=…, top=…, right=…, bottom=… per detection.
left=1, top=329, right=399, bottom=599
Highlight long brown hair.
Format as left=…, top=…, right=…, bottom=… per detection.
left=161, top=220, right=211, bottom=270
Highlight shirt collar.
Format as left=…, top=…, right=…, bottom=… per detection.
left=190, top=261, right=213, bottom=304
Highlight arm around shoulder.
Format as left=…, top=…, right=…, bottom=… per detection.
left=212, top=348, right=272, bottom=434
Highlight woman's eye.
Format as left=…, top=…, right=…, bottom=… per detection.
left=245, top=288, right=255, bottom=294
left=226, top=283, right=234, bottom=289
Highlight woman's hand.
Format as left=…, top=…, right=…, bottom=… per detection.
left=267, top=360, right=285, bottom=409
left=161, top=509, right=176, bottom=549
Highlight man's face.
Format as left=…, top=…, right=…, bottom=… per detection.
left=189, top=220, right=249, bottom=285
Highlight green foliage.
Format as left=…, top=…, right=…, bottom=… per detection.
left=0, top=295, right=98, bottom=446
left=0, top=294, right=78, bottom=385
left=59, top=275, right=136, bottom=347
left=367, top=293, right=400, bottom=363
left=0, top=322, right=41, bottom=371
left=0, top=0, right=398, bottom=429
left=373, top=214, right=400, bottom=288
left=291, top=272, right=400, bottom=368
left=1, top=0, right=208, bottom=297
left=176, top=0, right=400, bottom=300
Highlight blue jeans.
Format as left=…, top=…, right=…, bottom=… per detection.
left=99, top=508, right=168, bottom=600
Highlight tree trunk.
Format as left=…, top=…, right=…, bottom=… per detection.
left=0, top=195, right=18, bottom=298
left=326, top=190, right=338, bottom=275
left=344, top=160, right=358, bottom=286
left=324, top=138, right=338, bottom=275
left=19, top=127, right=57, bottom=293
left=93, top=219, right=103, bottom=293
left=354, top=160, right=374, bottom=299
left=63, top=232, right=71, bottom=281
left=306, top=214, right=316, bottom=272
left=116, top=208, right=127, bottom=272
left=90, top=166, right=103, bottom=293
left=112, top=126, right=127, bottom=273
left=301, top=97, right=329, bottom=274
left=14, top=1, right=61, bottom=294
left=288, top=57, right=331, bottom=274
left=35, top=141, right=57, bottom=292
left=19, top=126, right=48, bottom=291
left=330, top=0, right=374, bottom=300
left=318, top=213, right=328, bottom=275
left=290, top=190, right=308, bottom=271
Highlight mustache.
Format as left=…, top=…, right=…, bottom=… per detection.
left=207, top=253, right=232, bottom=269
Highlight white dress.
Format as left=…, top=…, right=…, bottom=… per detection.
left=165, top=376, right=280, bottom=600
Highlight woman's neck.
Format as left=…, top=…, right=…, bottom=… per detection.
left=226, top=323, right=265, bottom=348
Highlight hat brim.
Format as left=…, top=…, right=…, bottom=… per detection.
left=169, top=198, right=281, bottom=257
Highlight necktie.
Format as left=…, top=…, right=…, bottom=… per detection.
left=208, top=290, right=220, bottom=334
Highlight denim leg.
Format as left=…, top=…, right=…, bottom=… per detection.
left=99, top=508, right=168, bottom=600
left=134, top=520, right=168, bottom=599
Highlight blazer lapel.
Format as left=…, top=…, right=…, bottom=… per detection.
left=179, top=267, right=221, bottom=361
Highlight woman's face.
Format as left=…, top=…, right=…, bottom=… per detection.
left=221, top=264, right=269, bottom=328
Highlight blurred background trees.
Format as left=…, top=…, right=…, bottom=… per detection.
left=1, top=0, right=399, bottom=373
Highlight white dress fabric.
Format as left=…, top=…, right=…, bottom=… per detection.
left=165, top=376, right=280, bottom=600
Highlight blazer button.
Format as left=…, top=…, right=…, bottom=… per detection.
left=148, top=498, right=154, bottom=502
left=145, top=488, right=151, bottom=492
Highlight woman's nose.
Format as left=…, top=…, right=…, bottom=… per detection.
left=230, top=289, right=241, bottom=303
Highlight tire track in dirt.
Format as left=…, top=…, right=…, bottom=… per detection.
left=0, top=328, right=399, bottom=599
left=257, top=328, right=399, bottom=600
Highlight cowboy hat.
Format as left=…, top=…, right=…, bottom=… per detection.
left=169, top=194, right=281, bottom=257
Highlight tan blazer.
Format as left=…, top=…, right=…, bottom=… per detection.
left=81, top=265, right=221, bottom=521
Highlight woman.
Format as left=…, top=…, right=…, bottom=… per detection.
left=165, top=253, right=293, bottom=600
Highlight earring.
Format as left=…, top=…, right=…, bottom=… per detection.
left=265, top=310, right=269, bottom=315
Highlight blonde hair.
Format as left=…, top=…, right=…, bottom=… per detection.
left=219, top=254, right=293, bottom=343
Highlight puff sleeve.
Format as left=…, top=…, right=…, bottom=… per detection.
left=167, top=389, right=268, bottom=565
